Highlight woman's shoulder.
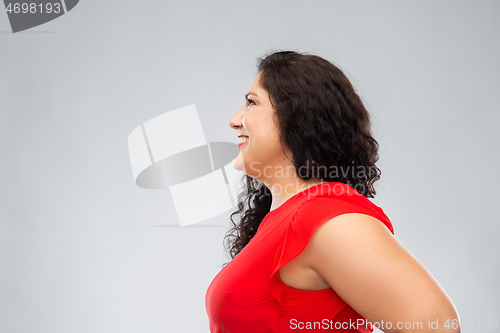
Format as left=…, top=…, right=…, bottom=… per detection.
left=293, top=181, right=394, bottom=235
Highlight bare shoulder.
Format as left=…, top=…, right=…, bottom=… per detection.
left=304, top=213, right=401, bottom=291
left=303, top=213, right=460, bottom=333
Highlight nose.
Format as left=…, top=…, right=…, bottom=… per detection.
left=228, top=107, right=245, bottom=130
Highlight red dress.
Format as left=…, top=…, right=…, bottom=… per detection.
left=205, top=182, right=394, bottom=332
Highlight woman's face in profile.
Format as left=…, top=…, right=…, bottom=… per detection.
left=229, top=72, right=287, bottom=179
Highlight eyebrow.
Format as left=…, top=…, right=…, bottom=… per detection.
left=245, top=92, right=258, bottom=100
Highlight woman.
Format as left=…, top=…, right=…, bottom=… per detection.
left=205, top=51, right=460, bottom=332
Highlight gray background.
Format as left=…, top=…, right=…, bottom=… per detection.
left=1, top=1, right=499, bottom=332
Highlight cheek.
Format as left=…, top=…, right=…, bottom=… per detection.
left=244, top=112, right=281, bottom=146
left=264, top=121, right=281, bottom=144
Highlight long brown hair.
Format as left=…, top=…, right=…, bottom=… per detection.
left=223, top=50, right=381, bottom=266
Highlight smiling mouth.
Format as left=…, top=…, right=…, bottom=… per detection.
left=238, top=136, right=249, bottom=146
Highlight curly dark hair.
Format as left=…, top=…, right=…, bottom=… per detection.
left=222, top=50, right=381, bottom=266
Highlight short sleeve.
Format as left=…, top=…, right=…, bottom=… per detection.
left=268, top=189, right=394, bottom=314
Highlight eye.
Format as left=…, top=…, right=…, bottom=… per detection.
left=246, top=98, right=255, bottom=110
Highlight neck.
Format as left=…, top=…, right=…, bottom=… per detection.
left=264, top=176, right=324, bottom=212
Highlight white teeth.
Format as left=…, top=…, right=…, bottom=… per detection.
left=238, top=136, right=249, bottom=144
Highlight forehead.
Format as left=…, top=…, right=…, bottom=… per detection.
left=247, top=72, right=264, bottom=96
